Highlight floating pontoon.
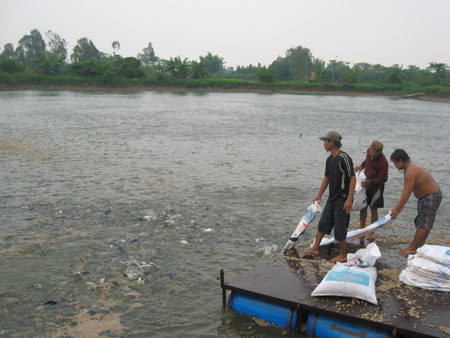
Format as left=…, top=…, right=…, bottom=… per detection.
left=220, top=242, right=449, bottom=338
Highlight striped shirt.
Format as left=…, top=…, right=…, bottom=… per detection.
left=324, top=151, right=355, bottom=202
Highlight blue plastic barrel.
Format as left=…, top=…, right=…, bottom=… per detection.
left=229, top=292, right=297, bottom=329
left=306, top=312, right=389, bottom=338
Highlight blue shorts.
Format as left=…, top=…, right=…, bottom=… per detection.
left=318, top=197, right=350, bottom=241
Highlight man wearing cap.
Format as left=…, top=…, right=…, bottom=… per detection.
left=301, top=131, right=356, bottom=262
left=354, top=141, right=389, bottom=240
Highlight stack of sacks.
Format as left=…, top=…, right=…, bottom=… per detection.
left=399, top=244, right=450, bottom=292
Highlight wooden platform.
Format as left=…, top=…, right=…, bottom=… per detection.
left=221, top=241, right=450, bottom=338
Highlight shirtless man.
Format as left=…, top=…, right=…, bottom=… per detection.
left=390, top=149, right=442, bottom=256
left=301, top=131, right=356, bottom=263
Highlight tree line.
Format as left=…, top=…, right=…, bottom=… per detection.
left=0, top=29, right=449, bottom=89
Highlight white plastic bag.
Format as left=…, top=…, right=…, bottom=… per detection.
left=282, top=201, right=322, bottom=254
left=316, top=212, right=392, bottom=247
left=352, top=171, right=368, bottom=211
left=405, top=256, right=450, bottom=279
left=347, top=243, right=381, bottom=267
left=399, top=271, right=450, bottom=292
left=399, top=245, right=450, bottom=291
left=415, top=245, right=450, bottom=267
left=311, top=262, right=378, bottom=304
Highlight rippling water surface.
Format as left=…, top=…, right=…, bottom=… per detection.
left=0, top=90, right=449, bottom=337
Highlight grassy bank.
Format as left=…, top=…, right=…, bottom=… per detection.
left=1, top=71, right=450, bottom=99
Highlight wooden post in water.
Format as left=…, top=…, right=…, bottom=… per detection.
left=220, top=269, right=226, bottom=308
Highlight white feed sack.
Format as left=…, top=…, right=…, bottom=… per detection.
left=352, top=170, right=368, bottom=211
left=311, top=263, right=378, bottom=305
left=415, top=244, right=450, bottom=266
left=399, top=245, right=450, bottom=292
left=282, top=201, right=322, bottom=253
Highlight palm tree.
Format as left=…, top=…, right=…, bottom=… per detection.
left=427, top=62, right=448, bottom=85
left=191, top=61, right=208, bottom=79
left=387, top=65, right=403, bottom=84
left=36, top=52, right=64, bottom=75
left=166, top=56, right=190, bottom=79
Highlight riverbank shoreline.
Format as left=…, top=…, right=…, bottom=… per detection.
left=1, top=84, right=449, bottom=103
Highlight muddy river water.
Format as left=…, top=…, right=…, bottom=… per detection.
left=0, top=90, right=449, bottom=337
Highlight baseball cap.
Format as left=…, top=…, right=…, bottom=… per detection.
left=319, top=131, right=342, bottom=142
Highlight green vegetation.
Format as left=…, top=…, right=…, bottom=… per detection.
left=1, top=29, right=449, bottom=98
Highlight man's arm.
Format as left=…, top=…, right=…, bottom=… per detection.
left=355, top=159, right=366, bottom=172
left=391, top=169, right=415, bottom=218
left=314, top=177, right=329, bottom=202
left=344, top=175, right=356, bottom=214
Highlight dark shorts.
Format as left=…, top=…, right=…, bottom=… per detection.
left=414, top=190, right=442, bottom=230
left=367, top=186, right=384, bottom=209
left=318, top=197, right=350, bottom=242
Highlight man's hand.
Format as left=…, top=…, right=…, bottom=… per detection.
left=344, top=199, right=352, bottom=214
left=390, top=206, right=402, bottom=219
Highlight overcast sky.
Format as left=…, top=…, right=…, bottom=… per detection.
left=1, top=0, right=449, bottom=69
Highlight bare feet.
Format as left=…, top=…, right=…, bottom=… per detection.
left=301, top=248, right=319, bottom=256
left=330, top=254, right=347, bottom=263
left=399, top=247, right=416, bottom=256
left=367, top=232, right=375, bottom=241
